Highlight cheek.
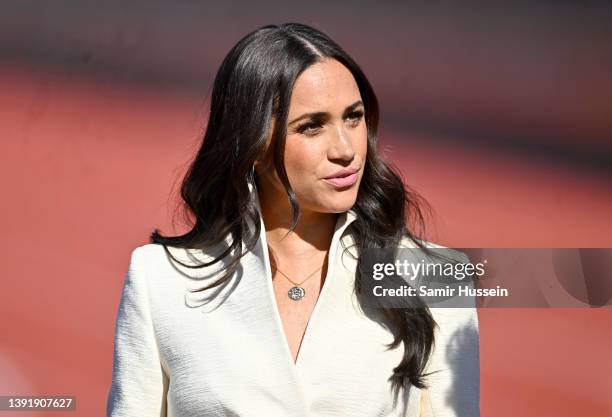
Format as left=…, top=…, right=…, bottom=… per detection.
left=283, top=139, right=323, bottom=179
left=357, top=124, right=368, bottom=154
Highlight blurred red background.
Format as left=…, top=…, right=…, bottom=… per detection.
left=1, top=2, right=611, bottom=416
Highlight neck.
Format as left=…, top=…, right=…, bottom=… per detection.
left=256, top=187, right=338, bottom=266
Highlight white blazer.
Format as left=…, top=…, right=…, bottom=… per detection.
left=106, top=184, right=480, bottom=417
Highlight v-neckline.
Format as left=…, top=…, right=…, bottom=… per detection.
left=249, top=181, right=357, bottom=371
left=258, top=209, right=350, bottom=369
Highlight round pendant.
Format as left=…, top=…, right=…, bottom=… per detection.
left=288, top=286, right=306, bottom=301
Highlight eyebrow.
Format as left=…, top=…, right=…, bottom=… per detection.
left=288, top=100, right=364, bottom=126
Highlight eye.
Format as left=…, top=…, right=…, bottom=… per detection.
left=345, top=110, right=364, bottom=126
left=297, top=122, right=322, bottom=136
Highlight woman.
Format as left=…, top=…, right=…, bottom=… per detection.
left=106, top=23, right=480, bottom=417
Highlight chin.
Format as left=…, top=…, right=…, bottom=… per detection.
left=321, top=193, right=358, bottom=213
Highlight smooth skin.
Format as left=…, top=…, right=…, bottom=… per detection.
left=254, top=58, right=367, bottom=363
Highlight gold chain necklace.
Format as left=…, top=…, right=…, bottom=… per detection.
left=272, top=264, right=323, bottom=301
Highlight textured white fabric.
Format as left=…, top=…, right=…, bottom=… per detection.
left=107, top=186, right=480, bottom=417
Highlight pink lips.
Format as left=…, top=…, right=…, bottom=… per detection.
left=323, top=168, right=359, bottom=188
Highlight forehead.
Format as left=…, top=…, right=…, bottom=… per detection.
left=289, top=59, right=361, bottom=114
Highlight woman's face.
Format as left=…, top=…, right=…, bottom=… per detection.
left=255, top=58, right=368, bottom=215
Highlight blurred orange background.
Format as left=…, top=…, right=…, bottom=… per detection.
left=1, top=2, right=611, bottom=416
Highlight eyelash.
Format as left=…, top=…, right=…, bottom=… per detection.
left=297, top=110, right=364, bottom=135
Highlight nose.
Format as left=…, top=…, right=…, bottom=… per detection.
left=328, top=124, right=355, bottom=161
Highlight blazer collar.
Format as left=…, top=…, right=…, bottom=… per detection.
left=176, top=181, right=359, bottom=308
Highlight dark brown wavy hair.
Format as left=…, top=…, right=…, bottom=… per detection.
left=151, top=22, right=438, bottom=402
